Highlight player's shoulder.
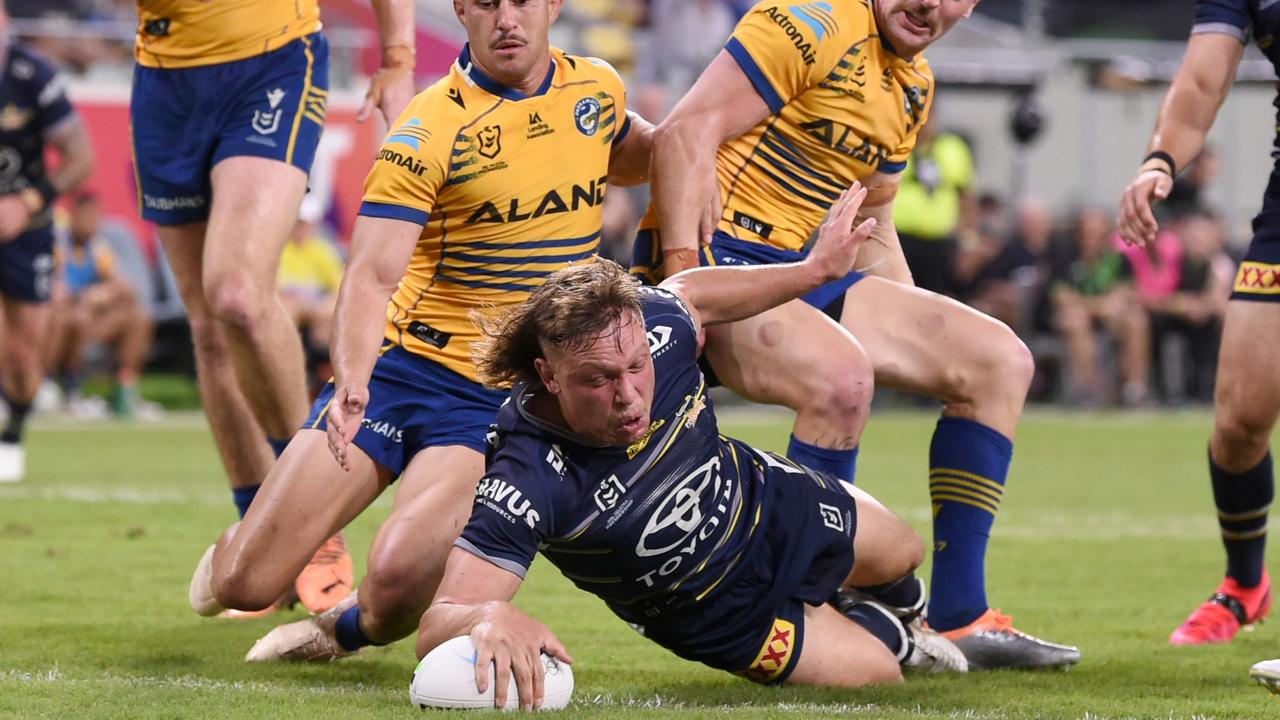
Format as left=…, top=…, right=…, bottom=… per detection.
left=5, top=43, right=61, bottom=86
left=737, top=1, right=873, bottom=47
left=556, top=49, right=626, bottom=88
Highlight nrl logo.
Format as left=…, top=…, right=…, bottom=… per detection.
left=477, top=124, right=502, bottom=159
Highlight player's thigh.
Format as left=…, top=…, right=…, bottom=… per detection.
left=205, top=157, right=308, bottom=283
left=705, top=298, right=871, bottom=408
left=843, top=483, right=923, bottom=588
left=1214, top=300, right=1280, bottom=440
left=2, top=299, right=52, bottom=351
left=157, top=224, right=210, bottom=302
left=785, top=603, right=902, bottom=687
left=218, top=428, right=390, bottom=583
left=839, top=276, right=1027, bottom=400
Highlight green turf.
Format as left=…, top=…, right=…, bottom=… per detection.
left=3, top=409, right=1279, bottom=718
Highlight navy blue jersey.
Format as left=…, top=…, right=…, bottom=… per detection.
left=459, top=287, right=789, bottom=624
left=0, top=43, right=74, bottom=225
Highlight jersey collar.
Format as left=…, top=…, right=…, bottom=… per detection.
left=457, top=44, right=556, bottom=101
left=512, top=383, right=614, bottom=449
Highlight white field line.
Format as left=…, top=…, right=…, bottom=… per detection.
left=0, top=671, right=1227, bottom=720
left=0, top=483, right=1224, bottom=540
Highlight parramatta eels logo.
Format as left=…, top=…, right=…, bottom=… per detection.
left=477, top=124, right=502, bottom=159
left=574, top=96, right=603, bottom=137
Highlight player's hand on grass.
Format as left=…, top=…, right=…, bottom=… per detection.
left=808, top=182, right=877, bottom=281
left=326, top=384, right=369, bottom=471
left=472, top=602, right=573, bottom=711
left=358, top=45, right=415, bottom=126
left=1118, top=168, right=1173, bottom=248
left=0, top=194, right=32, bottom=242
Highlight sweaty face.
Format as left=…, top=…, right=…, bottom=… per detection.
left=873, top=0, right=978, bottom=58
left=455, top=0, right=560, bottom=86
left=537, top=312, right=655, bottom=447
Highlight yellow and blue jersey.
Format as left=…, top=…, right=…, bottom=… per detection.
left=134, top=0, right=321, bottom=68
left=359, top=45, right=631, bottom=381
left=641, top=0, right=932, bottom=253
left=57, top=240, right=117, bottom=296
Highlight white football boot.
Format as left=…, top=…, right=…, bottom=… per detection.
left=188, top=544, right=225, bottom=616
left=903, top=619, right=969, bottom=673
left=1251, top=658, right=1280, bottom=694
left=0, top=441, right=25, bottom=483
left=245, top=592, right=359, bottom=662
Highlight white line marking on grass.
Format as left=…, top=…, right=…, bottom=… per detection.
left=0, top=668, right=399, bottom=699
left=0, top=484, right=396, bottom=509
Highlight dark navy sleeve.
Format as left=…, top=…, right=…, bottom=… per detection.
left=639, top=285, right=700, bottom=366
left=1193, top=0, right=1250, bottom=42
left=455, top=445, right=558, bottom=579
left=32, top=55, right=74, bottom=131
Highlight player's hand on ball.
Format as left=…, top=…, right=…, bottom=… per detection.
left=0, top=194, right=32, bottom=242
left=1117, top=169, right=1173, bottom=248
left=326, top=384, right=369, bottom=471
left=472, top=602, right=573, bottom=711
left=809, top=182, right=877, bottom=281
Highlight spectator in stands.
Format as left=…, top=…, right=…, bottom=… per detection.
left=44, top=194, right=157, bottom=419
left=892, top=114, right=975, bottom=296
left=634, top=0, right=736, bottom=121
left=276, top=219, right=344, bottom=386
left=1163, top=145, right=1221, bottom=223
left=1051, top=207, right=1151, bottom=407
left=1148, top=210, right=1234, bottom=403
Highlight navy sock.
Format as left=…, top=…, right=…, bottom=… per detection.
left=855, top=574, right=924, bottom=619
left=335, top=605, right=382, bottom=652
left=843, top=601, right=909, bottom=662
left=232, top=484, right=260, bottom=519
left=926, top=417, right=1012, bottom=632
left=787, top=434, right=858, bottom=483
left=1, top=402, right=31, bottom=444
left=267, top=437, right=291, bottom=459
left=1211, top=450, right=1273, bottom=588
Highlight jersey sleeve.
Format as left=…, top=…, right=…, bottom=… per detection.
left=584, top=56, right=632, bottom=147
left=1193, top=0, right=1250, bottom=43
left=455, top=449, right=558, bottom=580
left=358, top=98, right=448, bottom=226
left=33, top=59, right=74, bottom=132
left=723, top=2, right=863, bottom=114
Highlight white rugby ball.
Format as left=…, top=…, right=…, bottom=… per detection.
left=410, top=635, right=574, bottom=711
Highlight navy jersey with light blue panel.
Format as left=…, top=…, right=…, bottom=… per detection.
left=459, top=287, right=859, bottom=682
left=1194, top=0, right=1280, bottom=299
left=0, top=42, right=75, bottom=303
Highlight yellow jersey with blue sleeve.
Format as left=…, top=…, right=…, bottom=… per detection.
left=674, top=0, right=932, bottom=253
left=134, top=0, right=321, bottom=68
left=360, top=45, right=631, bottom=382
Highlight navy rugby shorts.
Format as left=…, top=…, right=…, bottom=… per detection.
left=0, top=225, right=54, bottom=302
left=131, top=32, right=329, bottom=226
left=304, top=344, right=508, bottom=477
left=639, top=451, right=858, bottom=685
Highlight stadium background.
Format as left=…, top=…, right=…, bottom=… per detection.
left=6, top=2, right=1280, bottom=718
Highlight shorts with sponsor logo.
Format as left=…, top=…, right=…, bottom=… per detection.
left=631, top=229, right=863, bottom=317
left=1232, top=222, right=1280, bottom=302
left=304, top=344, right=508, bottom=476
left=638, top=457, right=858, bottom=685
left=0, top=224, right=54, bottom=302
left=131, top=32, right=329, bottom=226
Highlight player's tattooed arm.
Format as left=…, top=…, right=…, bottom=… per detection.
left=0, top=115, right=93, bottom=241
left=652, top=50, right=773, bottom=277
left=1118, top=32, right=1243, bottom=247
left=851, top=171, right=914, bottom=285
left=418, top=548, right=573, bottom=711
left=360, top=0, right=417, bottom=125
left=606, top=111, right=654, bottom=186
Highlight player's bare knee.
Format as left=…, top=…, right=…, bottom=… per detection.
left=205, top=273, right=269, bottom=335
left=797, top=353, right=872, bottom=427
left=1213, top=408, right=1275, bottom=466
left=211, top=565, right=280, bottom=611
left=948, top=325, right=1033, bottom=409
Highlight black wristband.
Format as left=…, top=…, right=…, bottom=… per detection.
left=1143, top=150, right=1177, bottom=177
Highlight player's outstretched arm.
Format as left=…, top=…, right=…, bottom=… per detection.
left=661, top=183, right=875, bottom=330
left=359, top=0, right=417, bottom=125
left=326, top=215, right=419, bottom=469
left=606, top=111, right=654, bottom=186
left=652, top=51, right=773, bottom=277
left=418, top=548, right=572, bottom=712
left=1117, top=32, right=1243, bottom=246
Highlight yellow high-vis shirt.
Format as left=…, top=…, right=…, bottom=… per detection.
left=360, top=45, right=631, bottom=381
left=646, top=0, right=933, bottom=252
left=134, top=0, right=321, bottom=68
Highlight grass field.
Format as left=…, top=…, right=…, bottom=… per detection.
left=4, top=407, right=1280, bottom=719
